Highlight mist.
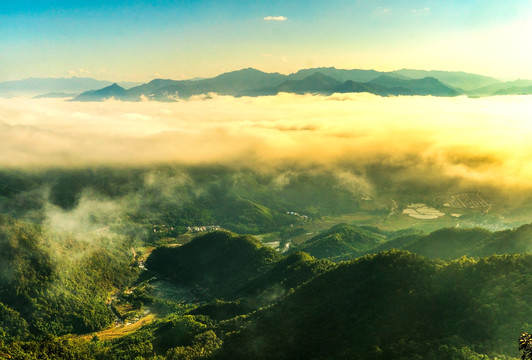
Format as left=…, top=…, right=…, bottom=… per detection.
left=3, top=92, right=532, bottom=355
left=2, top=92, right=532, bottom=238
left=0, top=94, right=530, bottom=191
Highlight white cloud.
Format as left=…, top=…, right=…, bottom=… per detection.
left=411, top=7, right=431, bottom=14
left=1, top=94, right=532, bottom=191
left=264, top=16, right=287, bottom=21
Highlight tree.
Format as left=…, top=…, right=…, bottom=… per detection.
left=519, top=333, right=532, bottom=360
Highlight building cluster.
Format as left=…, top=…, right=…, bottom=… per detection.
left=187, top=225, right=221, bottom=233
left=287, top=211, right=309, bottom=221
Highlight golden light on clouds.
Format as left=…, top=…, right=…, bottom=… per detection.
left=1, top=94, right=532, bottom=188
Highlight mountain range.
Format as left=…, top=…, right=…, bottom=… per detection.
left=3, top=67, right=532, bottom=100
left=290, top=223, right=532, bottom=262
left=70, top=68, right=463, bottom=101
left=70, top=67, right=532, bottom=101
left=0, top=77, right=141, bottom=98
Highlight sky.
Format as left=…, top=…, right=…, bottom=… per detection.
left=1, top=0, right=532, bottom=82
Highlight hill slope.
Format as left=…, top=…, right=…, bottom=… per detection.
left=468, top=79, right=532, bottom=96
left=391, top=69, right=500, bottom=90
left=291, top=223, right=384, bottom=261
left=369, top=75, right=459, bottom=96
left=145, top=231, right=281, bottom=299
left=74, top=83, right=128, bottom=101
left=369, top=223, right=532, bottom=259
left=218, top=250, right=532, bottom=359
left=287, top=67, right=382, bottom=82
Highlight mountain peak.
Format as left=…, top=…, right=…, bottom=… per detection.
left=300, top=72, right=340, bottom=84
left=72, top=82, right=127, bottom=101
left=220, top=67, right=266, bottom=76
left=306, top=72, right=332, bottom=79
left=107, top=83, right=125, bottom=90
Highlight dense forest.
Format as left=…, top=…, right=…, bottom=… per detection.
left=1, top=166, right=532, bottom=359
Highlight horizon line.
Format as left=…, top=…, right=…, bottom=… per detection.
left=1, top=65, right=514, bottom=84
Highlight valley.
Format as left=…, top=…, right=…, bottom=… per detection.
left=1, top=164, right=531, bottom=359
left=3, top=1, right=532, bottom=358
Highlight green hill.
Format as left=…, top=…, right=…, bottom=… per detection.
left=209, top=197, right=289, bottom=234
left=291, top=223, right=384, bottom=261
left=145, top=231, right=281, bottom=299
left=217, top=250, right=532, bottom=359
left=0, top=215, right=139, bottom=338
left=403, top=227, right=491, bottom=259
left=240, top=251, right=332, bottom=302
left=290, top=221, right=532, bottom=264
left=5, top=220, right=532, bottom=358
left=372, top=224, right=532, bottom=260
left=480, top=223, right=532, bottom=256
left=146, top=231, right=334, bottom=306
left=188, top=251, right=333, bottom=321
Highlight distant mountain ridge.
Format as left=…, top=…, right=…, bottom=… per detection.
left=5, top=67, right=532, bottom=101
left=73, top=83, right=128, bottom=101
left=369, top=75, right=458, bottom=96
left=71, top=67, right=473, bottom=101
left=0, top=77, right=141, bottom=97
left=390, top=69, right=500, bottom=90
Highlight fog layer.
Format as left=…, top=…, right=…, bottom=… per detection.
left=1, top=94, right=531, bottom=188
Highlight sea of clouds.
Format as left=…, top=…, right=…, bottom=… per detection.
left=1, top=93, right=531, bottom=189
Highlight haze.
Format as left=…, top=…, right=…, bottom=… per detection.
left=1, top=94, right=531, bottom=189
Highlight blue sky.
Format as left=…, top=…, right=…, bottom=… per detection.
left=1, top=0, right=532, bottom=81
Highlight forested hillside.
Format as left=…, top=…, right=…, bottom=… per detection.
left=0, top=215, right=139, bottom=341
left=1, top=167, right=532, bottom=359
